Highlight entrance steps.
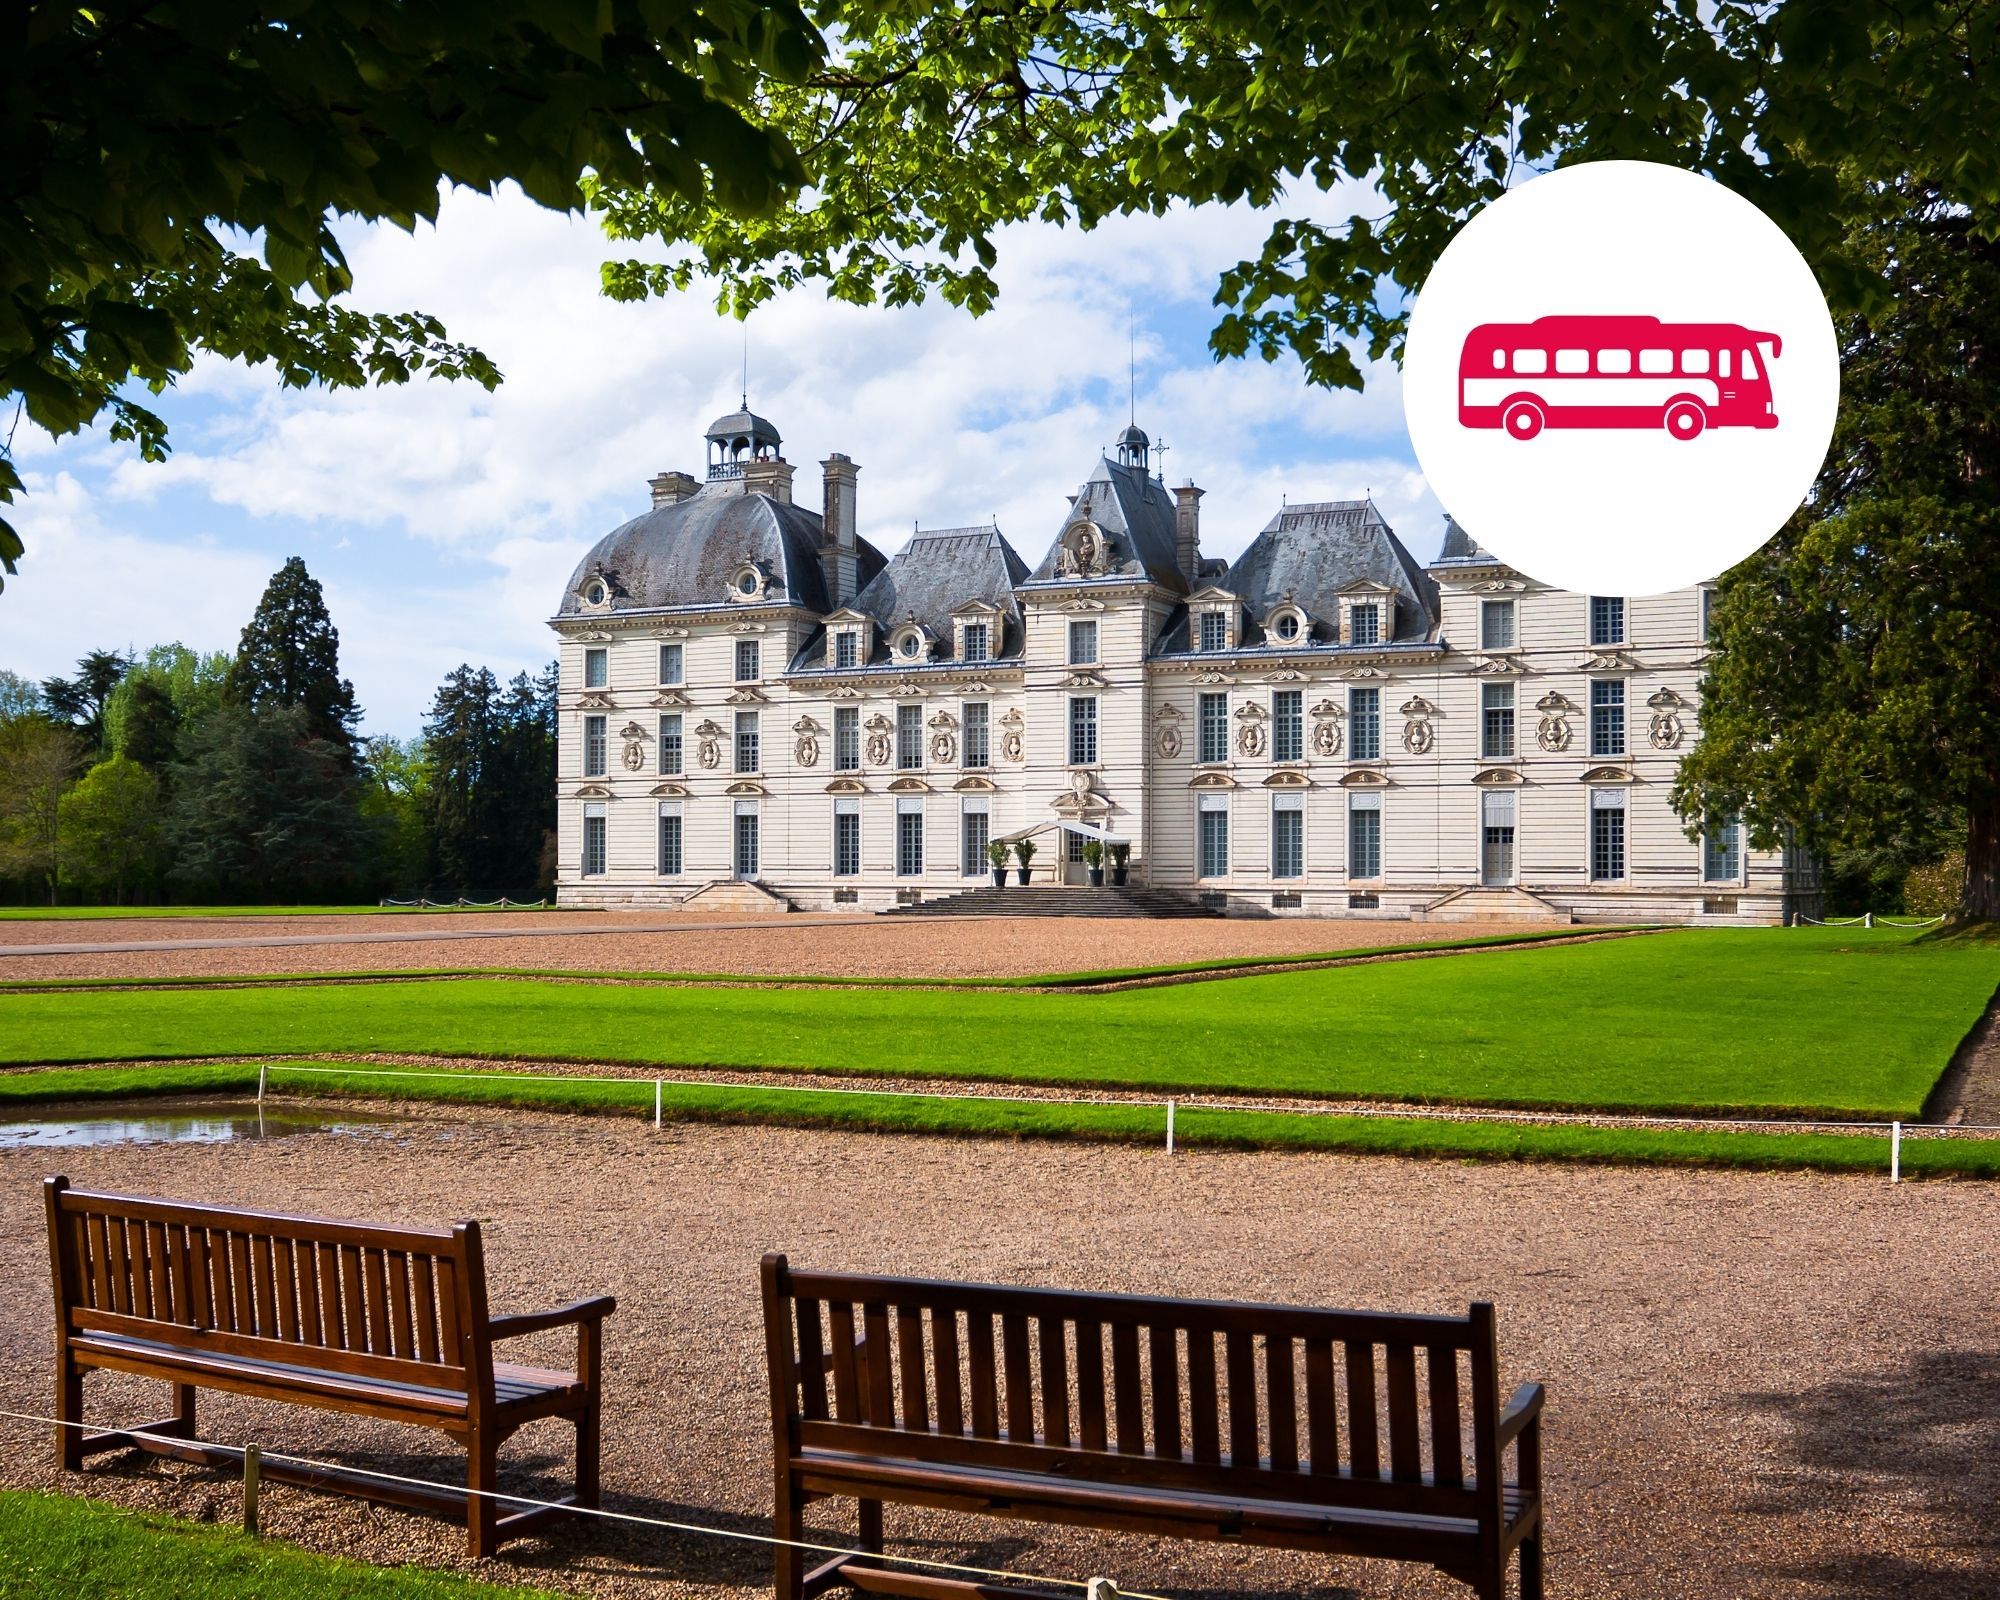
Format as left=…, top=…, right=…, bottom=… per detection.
left=881, top=885, right=1222, bottom=919
left=1418, top=886, right=1570, bottom=923
left=675, top=879, right=796, bottom=913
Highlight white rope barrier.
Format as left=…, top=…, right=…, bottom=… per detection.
left=1793, top=912, right=1949, bottom=928
left=0, top=1406, right=1155, bottom=1599
left=376, top=898, right=551, bottom=911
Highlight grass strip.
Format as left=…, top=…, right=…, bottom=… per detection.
left=2, top=929, right=1991, bottom=1118
left=0, top=927, right=1648, bottom=995
left=4, top=1060, right=1995, bottom=1177
left=0, top=1489, right=555, bottom=1599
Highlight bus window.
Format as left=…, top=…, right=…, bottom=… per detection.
left=1493, top=350, right=1506, bottom=370
left=1555, top=348, right=1589, bottom=373
left=1743, top=347, right=1763, bottom=378
left=1639, top=349, right=1673, bottom=374
left=1513, top=349, right=1547, bottom=374
left=1719, top=349, right=1732, bottom=378
left=1681, top=349, right=1710, bottom=373
left=1596, top=350, right=1632, bottom=374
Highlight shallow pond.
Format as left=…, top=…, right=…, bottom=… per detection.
left=0, top=1098, right=403, bottom=1150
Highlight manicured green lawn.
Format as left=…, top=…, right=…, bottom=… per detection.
left=0, top=1490, right=555, bottom=1599
left=0, top=904, right=548, bottom=920
left=2, top=928, right=1992, bottom=1118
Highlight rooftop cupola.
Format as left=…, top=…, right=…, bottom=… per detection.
left=705, top=403, right=783, bottom=481
left=1115, top=422, right=1150, bottom=471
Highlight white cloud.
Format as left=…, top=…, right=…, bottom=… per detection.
left=5, top=178, right=1438, bottom=732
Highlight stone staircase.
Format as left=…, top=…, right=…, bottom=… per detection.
left=1418, top=885, right=1570, bottom=922
left=675, top=879, right=797, bottom=913
left=881, top=884, right=1223, bottom=919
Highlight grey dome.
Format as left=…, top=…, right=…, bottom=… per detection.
left=557, top=482, right=883, bottom=617
left=704, top=407, right=781, bottom=452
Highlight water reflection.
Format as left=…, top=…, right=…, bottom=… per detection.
left=0, top=1098, right=401, bottom=1149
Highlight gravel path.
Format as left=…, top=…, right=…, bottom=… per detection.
left=0, top=916, right=1574, bottom=983
left=3, top=1111, right=1994, bottom=1599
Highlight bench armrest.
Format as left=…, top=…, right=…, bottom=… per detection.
left=1496, top=1381, right=1545, bottom=1447
left=487, top=1295, right=617, bottom=1342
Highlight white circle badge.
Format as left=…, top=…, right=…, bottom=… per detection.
left=1403, top=161, right=1839, bottom=596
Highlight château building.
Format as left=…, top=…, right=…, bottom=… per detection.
left=550, top=404, right=1814, bottom=922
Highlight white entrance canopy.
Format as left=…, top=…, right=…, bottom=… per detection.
left=994, top=818, right=1131, bottom=846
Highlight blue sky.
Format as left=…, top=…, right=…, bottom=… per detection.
left=5, top=184, right=1438, bottom=738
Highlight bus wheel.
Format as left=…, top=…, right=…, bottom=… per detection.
left=1665, top=401, right=1706, bottom=440
left=1503, top=399, right=1545, bottom=440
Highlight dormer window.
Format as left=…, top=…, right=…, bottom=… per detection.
left=583, top=578, right=607, bottom=607
left=736, top=568, right=760, bottom=596
left=892, top=626, right=929, bottom=662
left=833, top=629, right=860, bottom=670
left=1198, top=610, right=1230, bottom=653
left=1265, top=604, right=1307, bottom=646
left=1348, top=603, right=1382, bottom=646
left=961, top=622, right=990, bottom=663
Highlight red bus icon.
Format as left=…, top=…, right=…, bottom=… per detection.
left=1459, top=316, right=1782, bottom=440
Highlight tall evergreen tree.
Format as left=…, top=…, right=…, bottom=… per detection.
left=421, top=665, right=503, bottom=895
left=225, top=558, right=361, bottom=763
left=41, top=648, right=131, bottom=750
left=1675, top=187, right=2000, bottom=921
left=491, top=666, right=558, bottom=899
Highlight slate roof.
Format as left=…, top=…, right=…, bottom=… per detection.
left=1024, top=456, right=1190, bottom=592
left=1430, top=514, right=1500, bottom=567
left=1153, top=499, right=1439, bottom=652
left=556, top=482, right=887, bottom=618
left=791, top=523, right=1030, bottom=669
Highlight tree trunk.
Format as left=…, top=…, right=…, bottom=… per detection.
left=1967, top=795, right=2000, bottom=922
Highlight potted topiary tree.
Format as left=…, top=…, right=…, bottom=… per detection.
left=987, top=838, right=1010, bottom=888
left=1082, top=838, right=1106, bottom=888
left=1109, top=840, right=1130, bottom=887
left=1012, top=836, right=1037, bottom=885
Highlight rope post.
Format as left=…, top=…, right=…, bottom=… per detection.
left=1865, top=911, right=1874, bottom=929
left=242, top=1442, right=262, bottom=1535
left=1165, top=1099, right=1175, bottom=1155
left=655, top=1078, right=664, bottom=1130
left=256, top=1064, right=267, bottom=1107
left=1086, top=1580, right=1121, bottom=1600
left=1890, top=1121, right=1901, bottom=1184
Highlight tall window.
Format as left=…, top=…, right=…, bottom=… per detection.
left=1272, top=690, right=1303, bottom=762
left=1590, top=791, right=1626, bottom=879
left=1068, top=697, right=1098, bottom=765
left=1589, top=595, right=1625, bottom=646
left=1480, top=599, right=1516, bottom=650
left=1271, top=796, right=1303, bottom=879
left=1349, top=604, right=1382, bottom=645
left=1348, top=794, right=1382, bottom=878
left=1068, top=618, right=1098, bottom=665
left=1198, top=692, right=1228, bottom=764
left=657, top=804, right=682, bottom=875
left=584, top=647, right=608, bottom=689
left=581, top=805, right=606, bottom=876
left=834, top=706, right=860, bottom=771
left=582, top=714, right=607, bottom=777
left=961, top=806, right=990, bottom=876
left=1590, top=680, right=1625, bottom=756
left=962, top=702, right=990, bottom=769
left=1700, top=588, right=1719, bottom=640
left=897, top=704, right=923, bottom=768
left=734, top=803, right=760, bottom=877
left=1199, top=610, right=1228, bottom=653
left=1349, top=687, right=1381, bottom=760
left=962, top=622, right=989, bottom=663
left=1198, top=797, right=1229, bottom=878
left=1704, top=815, right=1743, bottom=881
left=734, top=711, right=760, bottom=774
left=1481, top=683, right=1516, bottom=759
left=658, top=713, right=683, bottom=775
left=896, top=805, right=924, bottom=876
left=833, top=630, right=858, bottom=669
left=833, top=802, right=861, bottom=876
left=657, top=643, right=682, bottom=684
left=735, top=639, right=761, bottom=681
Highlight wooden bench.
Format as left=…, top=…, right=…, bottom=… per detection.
left=44, top=1176, right=615, bottom=1557
left=761, top=1254, right=1544, bottom=1600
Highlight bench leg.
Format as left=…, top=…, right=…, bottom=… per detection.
left=772, top=1472, right=804, bottom=1600
left=1518, top=1529, right=1544, bottom=1600
left=467, top=1430, right=500, bottom=1560
left=171, top=1383, right=197, bottom=1438
left=574, top=1397, right=602, bottom=1510
left=55, top=1359, right=83, bottom=1472
left=857, top=1497, right=883, bottom=1556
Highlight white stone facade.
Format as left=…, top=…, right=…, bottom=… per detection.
left=551, top=410, right=1812, bottom=924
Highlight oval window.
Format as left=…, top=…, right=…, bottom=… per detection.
left=584, top=580, right=606, bottom=605
left=737, top=569, right=759, bottom=595
left=1273, top=613, right=1299, bottom=640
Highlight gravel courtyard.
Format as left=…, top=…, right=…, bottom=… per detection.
left=2, top=1108, right=1994, bottom=1600
left=0, top=913, right=1576, bottom=983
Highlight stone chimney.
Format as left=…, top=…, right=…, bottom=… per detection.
left=1174, top=479, right=1204, bottom=582
left=742, top=456, right=795, bottom=503
left=820, top=453, right=860, bottom=606
left=649, top=469, right=698, bottom=508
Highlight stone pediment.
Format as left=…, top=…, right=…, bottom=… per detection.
left=1340, top=665, right=1388, bottom=680
left=1264, top=768, right=1312, bottom=789
left=886, top=776, right=932, bottom=793
left=573, top=783, right=612, bottom=798
left=886, top=680, right=928, bottom=698
left=725, top=780, right=769, bottom=796
left=1055, top=596, right=1108, bottom=612
left=725, top=685, right=770, bottom=704
left=952, top=775, right=998, bottom=792
left=1468, top=655, right=1528, bottom=676
left=1188, top=670, right=1235, bottom=685
left=1153, top=704, right=1184, bottom=721
left=1189, top=771, right=1239, bottom=790
left=824, top=778, right=869, bottom=794
left=1337, top=768, right=1389, bottom=788
left=1579, top=649, right=1640, bottom=673
left=1337, top=577, right=1394, bottom=595
left=650, top=688, right=692, bottom=708
left=575, top=690, right=615, bottom=710
left=570, top=629, right=614, bottom=643
left=951, top=598, right=1003, bottom=616
left=1262, top=668, right=1309, bottom=683
left=1580, top=765, right=1635, bottom=784
left=1064, top=668, right=1110, bottom=689
left=649, top=781, right=689, bottom=798
left=1472, top=768, right=1524, bottom=785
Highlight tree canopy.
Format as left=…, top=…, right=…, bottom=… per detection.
left=224, top=557, right=362, bottom=760
left=597, top=2, right=1998, bottom=384
left=1, top=0, right=825, bottom=589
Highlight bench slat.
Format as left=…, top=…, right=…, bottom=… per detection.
left=863, top=1303, right=895, bottom=1427
left=1385, top=1343, right=1422, bottom=1482
left=1266, top=1335, right=1298, bottom=1473
left=56, top=1190, right=455, bottom=1253
left=1429, top=1345, right=1464, bottom=1489
left=363, top=1249, right=391, bottom=1356
left=966, top=1311, right=998, bottom=1438
left=299, top=1240, right=325, bottom=1348
left=1226, top=1330, right=1260, bottom=1468
left=339, top=1245, right=367, bottom=1350
left=1304, top=1336, right=1339, bottom=1476
left=435, top=1255, right=464, bottom=1363
left=1148, top=1324, right=1180, bottom=1461
left=796, top=1297, right=830, bottom=1422
left=1109, top=1321, right=1143, bottom=1456
left=930, top=1308, right=962, bottom=1436
left=1073, top=1318, right=1107, bottom=1453
left=1346, top=1342, right=1379, bottom=1478
left=896, top=1307, right=929, bottom=1432
left=385, top=1251, right=412, bottom=1359
left=1187, top=1329, right=1220, bottom=1465
left=1037, top=1316, right=1069, bottom=1449
left=829, top=1301, right=862, bottom=1425
left=411, top=1252, right=437, bottom=1362
left=1000, top=1314, right=1034, bottom=1442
